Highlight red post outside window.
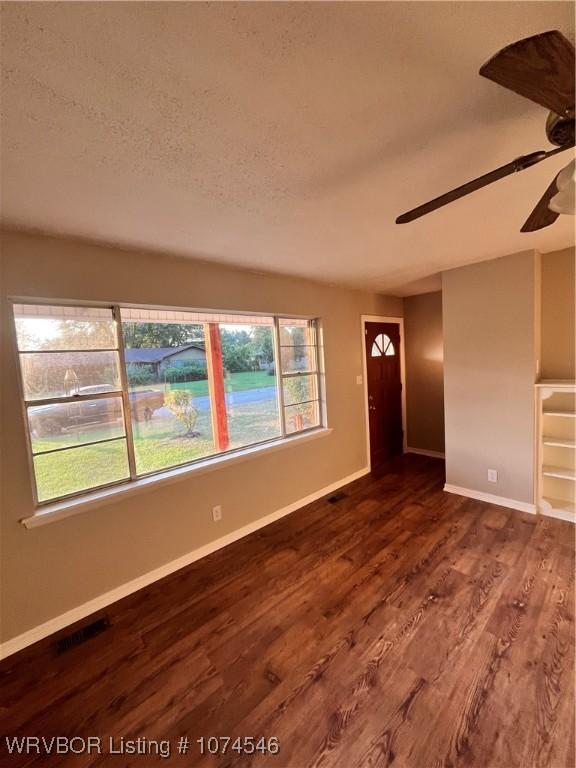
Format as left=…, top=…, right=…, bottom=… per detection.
left=205, top=323, right=229, bottom=452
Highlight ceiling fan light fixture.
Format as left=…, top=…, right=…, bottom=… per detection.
left=548, top=159, right=575, bottom=215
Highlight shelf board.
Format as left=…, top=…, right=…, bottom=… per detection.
left=543, top=410, right=576, bottom=418
left=542, top=437, right=576, bottom=448
left=542, top=465, right=576, bottom=481
left=536, top=380, right=576, bottom=388
left=540, top=497, right=576, bottom=521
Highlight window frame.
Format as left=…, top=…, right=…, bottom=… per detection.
left=11, top=299, right=326, bottom=508
left=371, top=332, right=396, bottom=358
left=276, top=317, right=323, bottom=436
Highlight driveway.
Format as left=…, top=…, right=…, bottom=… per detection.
left=156, top=385, right=277, bottom=416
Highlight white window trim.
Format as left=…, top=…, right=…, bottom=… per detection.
left=20, top=426, right=333, bottom=528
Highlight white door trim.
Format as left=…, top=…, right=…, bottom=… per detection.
left=360, top=315, right=407, bottom=471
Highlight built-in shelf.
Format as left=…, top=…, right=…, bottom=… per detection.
left=542, top=465, right=576, bottom=481
left=542, top=437, right=576, bottom=448
left=536, top=382, right=576, bottom=524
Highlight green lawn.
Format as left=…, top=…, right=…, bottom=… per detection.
left=132, top=370, right=275, bottom=397
left=34, top=439, right=130, bottom=502
left=33, top=388, right=281, bottom=501
left=131, top=408, right=216, bottom=475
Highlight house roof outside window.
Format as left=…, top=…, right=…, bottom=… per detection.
left=124, top=343, right=205, bottom=364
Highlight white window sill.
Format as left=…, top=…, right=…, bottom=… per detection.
left=21, top=427, right=333, bottom=529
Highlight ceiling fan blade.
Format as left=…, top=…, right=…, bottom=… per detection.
left=479, top=30, right=575, bottom=116
left=520, top=175, right=560, bottom=232
left=396, top=144, right=572, bottom=224
left=396, top=159, right=523, bottom=223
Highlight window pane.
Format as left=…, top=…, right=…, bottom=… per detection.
left=130, top=381, right=216, bottom=475
left=27, top=398, right=125, bottom=454
left=371, top=333, right=396, bottom=357
left=279, top=319, right=315, bottom=347
left=19, top=351, right=121, bottom=400
left=13, top=305, right=116, bottom=351
left=280, top=345, right=317, bottom=373
left=33, top=439, right=130, bottom=502
left=283, top=374, right=317, bottom=406
left=284, top=401, right=320, bottom=434
left=226, top=371, right=282, bottom=449
left=220, top=323, right=281, bottom=449
left=123, top=321, right=216, bottom=475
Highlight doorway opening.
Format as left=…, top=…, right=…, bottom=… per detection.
left=361, top=316, right=406, bottom=470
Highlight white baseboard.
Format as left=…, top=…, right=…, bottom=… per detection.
left=406, top=447, right=445, bottom=459
left=0, top=467, right=369, bottom=661
left=443, top=483, right=536, bottom=515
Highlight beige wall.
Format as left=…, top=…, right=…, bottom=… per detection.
left=0, top=231, right=402, bottom=643
left=540, top=247, right=575, bottom=381
left=442, top=250, right=537, bottom=503
left=404, top=291, right=444, bottom=454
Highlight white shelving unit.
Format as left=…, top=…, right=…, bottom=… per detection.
left=535, top=380, right=576, bottom=523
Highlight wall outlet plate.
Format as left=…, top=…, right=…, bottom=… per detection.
left=212, top=505, right=222, bottom=522
left=487, top=469, right=498, bottom=483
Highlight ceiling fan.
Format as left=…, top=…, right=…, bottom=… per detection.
left=396, top=30, right=575, bottom=231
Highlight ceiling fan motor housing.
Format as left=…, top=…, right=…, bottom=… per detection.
left=546, top=111, right=575, bottom=147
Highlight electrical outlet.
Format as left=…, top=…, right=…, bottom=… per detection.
left=212, top=505, right=222, bottom=522
left=487, top=469, right=498, bottom=483
left=356, top=375, right=363, bottom=385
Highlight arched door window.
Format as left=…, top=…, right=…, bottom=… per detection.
left=371, top=333, right=395, bottom=357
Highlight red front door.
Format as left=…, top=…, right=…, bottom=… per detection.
left=365, top=322, right=403, bottom=467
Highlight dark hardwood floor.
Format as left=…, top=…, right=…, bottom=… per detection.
left=1, top=455, right=574, bottom=767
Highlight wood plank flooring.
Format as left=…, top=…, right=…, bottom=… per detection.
left=1, top=455, right=574, bottom=767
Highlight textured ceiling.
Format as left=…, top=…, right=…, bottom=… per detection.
left=1, top=1, right=575, bottom=295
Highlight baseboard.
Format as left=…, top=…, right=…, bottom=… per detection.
left=0, top=467, right=369, bottom=661
left=406, top=447, right=445, bottom=459
left=443, top=483, right=536, bottom=515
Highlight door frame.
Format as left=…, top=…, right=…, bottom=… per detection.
left=361, top=315, right=407, bottom=470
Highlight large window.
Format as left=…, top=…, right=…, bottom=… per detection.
left=13, top=303, right=323, bottom=504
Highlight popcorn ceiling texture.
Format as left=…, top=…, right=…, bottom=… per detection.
left=1, top=1, right=574, bottom=295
